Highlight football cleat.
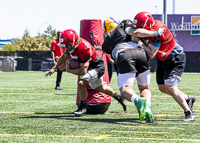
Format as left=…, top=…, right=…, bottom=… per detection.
left=134, top=97, right=146, bottom=121
left=114, top=94, right=127, bottom=112
left=183, top=110, right=196, bottom=121
left=145, top=104, right=154, bottom=123
left=73, top=107, right=87, bottom=116
left=55, top=86, right=63, bottom=90
left=186, top=95, right=196, bottom=111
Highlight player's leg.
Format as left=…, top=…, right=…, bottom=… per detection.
left=158, top=53, right=195, bottom=121
left=94, top=78, right=127, bottom=112
left=136, top=69, right=154, bottom=123
left=73, top=76, right=89, bottom=115
left=118, top=72, right=146, bottom=121
left=158, top=77, right=195, bottom=112
left=158, top=84, right=171, bottom=95
left=164, top=79, right=195, bottom=121
left=55, top=59, right=63, bottom=90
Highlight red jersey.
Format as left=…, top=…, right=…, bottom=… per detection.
left=147, top=20, right=176, bottom=61
left=50, top=39, right=64, bottom=59
left=69, top=38, right=97, bottom=64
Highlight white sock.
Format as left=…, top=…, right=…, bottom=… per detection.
left=146, top=102, right=151, bottom=106
left=183, top=94, right=189, bottom=100
left=131, top=94, right=139, bottom=103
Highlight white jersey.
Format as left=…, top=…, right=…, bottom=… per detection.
left=112, top=41, right=141, bottom=61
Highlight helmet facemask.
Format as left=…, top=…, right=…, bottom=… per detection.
left=59, top=35, right=77, bottom=54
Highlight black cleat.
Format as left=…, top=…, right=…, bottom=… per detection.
left=55, top=87, right=63, bottom=90
left=186, top=95, right=195, bottom=111
left=73, top=107, right=87, bottom=116
left=114, top=94, right=127, bottom=112
left=183, top=110, right=196, bottom=121
left=120, top=97, right=127, bottom=112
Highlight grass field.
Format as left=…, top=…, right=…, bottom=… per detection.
left=0, top=71, right=200, bottom=142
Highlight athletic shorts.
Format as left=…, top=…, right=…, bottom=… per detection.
left=117, top=69, right=150, bottom=89
left=156, top=52, right=186, bottom=85
left=117, top=47, right=150, bottom=74
left=80, top=69, right=104, bottom=89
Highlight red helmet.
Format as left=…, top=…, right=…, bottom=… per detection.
left=59, top=29, right=79, bottom=53
left=133, top=12, right=154, bottom=30
left=57, top=30, right=62, bottom=34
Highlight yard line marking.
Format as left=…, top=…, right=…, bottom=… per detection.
left=0, top=134, right=92, bottom=138
left=1, top=134, right=200, bottom=142
left=158, top=118, right=200, bottom=121
left=0, top=93, right=55, bottom=95
left=152, top=122, right=199, bottom=125
left=0, top=112, right=73, bottom=114
left=110, top=136, right=200, bottom=142
left=152, top=103, right=177, bottom=104
left=0, top=100, right=74, bottom=103
left=124, top=126, right=184, bottom=129
left=155, top=114, right=200, bottom=117
left=0, top=111, right=199, bottom=119
left=37, top=79, right=56, bottom=81
left=163, top=112, right=200, bottom=115
left=119, top=122, right=199, bottom=125
left=111, top=130, right=171, bottom=134
left=171, top=109, right=200, bottom=112
left=105, top=113, right=137, bottom=115
left=0, top=88, right=77, bottom=90
left=0, top=112, right=36, bottom=114
left=91, top=134, right=111, bottom=139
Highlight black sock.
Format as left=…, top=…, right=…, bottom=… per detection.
left=113, top=92, right=120, bottom=100
left=80, top=100, right=86, bottom=108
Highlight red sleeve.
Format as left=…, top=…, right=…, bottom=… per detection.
left=106, top=54, right=111, bottom=62
left=50, top=41, right=55, bottom=51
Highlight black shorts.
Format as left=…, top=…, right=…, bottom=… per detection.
left=117, top=47, right=150, bottom=74
left=156, top=52, right=186, bottom=85
left=88, top=54, right=105, bottom=78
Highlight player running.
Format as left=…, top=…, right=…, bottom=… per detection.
left=126, top=12, right=196, bottom=121
left=44, top=29, right=126, bottom=115
left=102, top=17, right=155, bottom=122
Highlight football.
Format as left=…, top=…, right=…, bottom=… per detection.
left=67, top=58, right=80, bottom=69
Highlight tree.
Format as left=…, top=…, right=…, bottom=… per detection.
left=23, top=29, right=30, bottom=38
left=2, top=26, right=57, bottom=51
left=2, top=44, right=17, bottom=51
left=44, top=25, right=56, bottom=39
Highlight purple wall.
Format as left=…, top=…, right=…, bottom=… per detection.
left=152, top=14, right=200, bottom=52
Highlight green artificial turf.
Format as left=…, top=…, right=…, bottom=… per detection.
left=0, top=71, right=199, bottom=142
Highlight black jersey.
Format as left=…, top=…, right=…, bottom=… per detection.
left=102, top=19, right=134, bottom=54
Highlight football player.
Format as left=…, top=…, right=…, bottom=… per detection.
left=44, top=29, right=126, bottom=115
left=102, top=17, right=154, bottom=123
left=126, top=12, right=196, bottom=121
left=51, top=30, right=64, bottom=90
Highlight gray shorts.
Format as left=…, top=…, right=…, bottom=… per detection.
left=80, top=69, right=103, bottom=89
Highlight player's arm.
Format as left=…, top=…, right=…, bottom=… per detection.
left=66, top=61, right=89, bottom=76
left=141, top=42, right=159, bottom=59
left=44, top=53, right=69, bottom=77
left=126, top=27, right=165, bottom=37
left=50, top=41, right=56, bottom=64
left=51, top=50, right=56, bottom=64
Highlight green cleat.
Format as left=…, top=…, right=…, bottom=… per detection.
left=145, top=103, right=154, bottom=123
left=145, top=111, right=154, bottom=123
left=134, top=97, right=146, bottom=121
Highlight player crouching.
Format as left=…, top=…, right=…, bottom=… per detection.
left=44, top=29, right=126, bottom=115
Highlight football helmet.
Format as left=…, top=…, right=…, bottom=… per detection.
left=103, top=17, right=119, bottom=35
left=59, top=29, right=79, bottom=54
left=133, top=12, right=154, bottom=30
left=57, top=30, right=62, bottom=34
